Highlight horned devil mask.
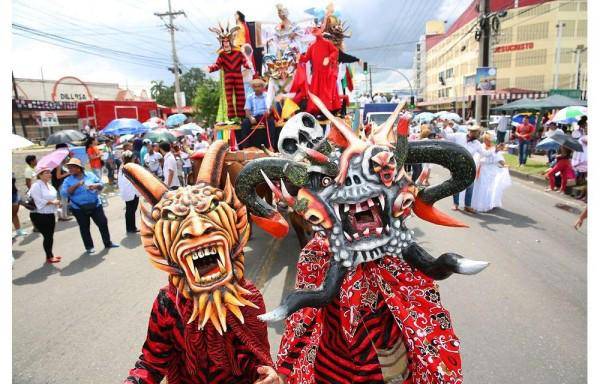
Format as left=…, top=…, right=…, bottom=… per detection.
left=236, top=92, right=489, bottom=322
left=123, top=141, right=256, bottom=334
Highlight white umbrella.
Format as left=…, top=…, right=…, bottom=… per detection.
left=143, top=121, right=160, bottom=130
left=436, top=112, right=462, bottom=122
left=10, top=134, right=34, bottom=149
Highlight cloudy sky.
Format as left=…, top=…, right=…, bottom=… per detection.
left=11, top=0, right=473, bottom=96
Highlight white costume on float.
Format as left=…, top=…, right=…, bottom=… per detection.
left=471, top=150, right=512, bottom=212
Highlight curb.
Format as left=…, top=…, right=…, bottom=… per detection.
left=508, top=168, right=547, bottom=187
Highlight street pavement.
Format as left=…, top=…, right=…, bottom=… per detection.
left=12, top=166, right=586, bottom=383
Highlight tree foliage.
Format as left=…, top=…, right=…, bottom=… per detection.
left=192, top=78, right=220, bottom=127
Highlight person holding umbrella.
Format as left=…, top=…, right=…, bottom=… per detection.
left=60, top=158, right=119, bottom=254
left=28, top=166, right=62, bottom=263
left=544, top=146, right=576, bottom=193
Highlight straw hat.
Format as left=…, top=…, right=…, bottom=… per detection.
left=467, top=125, right=482, bottom=131
left=250, top=77, right=266, bottom=87
left=65, top=158, right=84, bottom=169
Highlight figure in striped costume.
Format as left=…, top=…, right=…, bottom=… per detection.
left=122, top=141, right=278, bottom=384
left=208, top=22, right=251, bottom=121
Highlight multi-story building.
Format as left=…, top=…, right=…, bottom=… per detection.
left=419, top=0, right=587, bottom=113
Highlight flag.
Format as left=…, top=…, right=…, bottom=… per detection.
left=344, top=65, right=354, bottom=92
left=281, top=98, right=300, bottom=120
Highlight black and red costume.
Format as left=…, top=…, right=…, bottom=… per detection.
left=208, top=49, right=249, bottom=120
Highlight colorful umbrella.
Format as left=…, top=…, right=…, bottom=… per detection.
left=511, top=113, right=536, bottom=127
left=37, top=148, right=70, bottom=170
left=166, top=113, right=188, bottom=127
left=174, top=123, right=203, bottom=136
left=46, top=129, right=86, bottom=145
left=10, top=134, right=34, bottom=149
left=143, top=128, right=177, bottom=143
left=103, top=118, right=148, bottom=136
left=145, top=117, right=165, bottom=127
left=550, top=106, right=587, bottom=124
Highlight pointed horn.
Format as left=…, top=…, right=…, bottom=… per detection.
left=261, top=170, right=283, bottom=201
left=123, top=163, right=168, bottom=205
left=412, top=196, right=468, bottom=227
left=223, top=173, right=235, bottom=204
left=308, top=91, right=360, bottom=147
left=196, top=140, right=229, bottom=187
left=402, top=242, right=489, bottom=280
left=370, top=102, right=403, bottom=145
left=299, top=145, right=330, bottom=164
left=279, top=179, right=297, bottom=207
left=259, top=259, right=348, bottom=322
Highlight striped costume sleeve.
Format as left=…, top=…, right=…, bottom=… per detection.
left=124, top=290, right=174, bottom=384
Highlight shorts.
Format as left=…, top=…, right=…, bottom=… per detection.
left=12, top=192, right=19, bottom=205
left=183, top=166, right=192, bottom=175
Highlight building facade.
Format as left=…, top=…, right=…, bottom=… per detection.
left=12, top=76, right=150, bottom=139
left=419, top=0, right=587, bottom=112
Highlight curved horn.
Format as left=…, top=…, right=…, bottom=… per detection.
left=406, top=140, right=476, bottom=205
left=235, top=157, right=308, bottom=237
left=123, top=163, right=168, bottom=205
left=196, top=140, right=229, bottom=187
left=258, top=259, right=348, bottom=322
left=402, top=242, right=488, bottom=280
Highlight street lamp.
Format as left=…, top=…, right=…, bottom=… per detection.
left=370, top=66, right=415, bottom=107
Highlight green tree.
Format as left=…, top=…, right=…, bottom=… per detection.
left=151, top=67, right=207, bottom=107
left=192, top=78, right=220, bottom=126
left=150, top=80, right=174, bottom=106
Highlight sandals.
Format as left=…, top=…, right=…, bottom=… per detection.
left=46, top=256, right=62, bottom=263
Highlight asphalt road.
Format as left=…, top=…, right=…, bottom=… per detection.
left=12, top=166, right=586, bottom=383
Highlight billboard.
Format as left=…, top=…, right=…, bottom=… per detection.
left=475, top=67, right=497, bottom=95
left=39, top=111, right=59, bottom=127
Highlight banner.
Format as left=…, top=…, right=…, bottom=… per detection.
left=39, top=111, right=59, bottom=127
left=475, top=67, right=497, bottom=95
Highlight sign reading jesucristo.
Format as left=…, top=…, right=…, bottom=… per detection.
left=494, top=42, right=534, bottom=53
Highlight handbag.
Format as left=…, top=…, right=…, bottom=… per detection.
left=19, top=195, right=37, bottom=211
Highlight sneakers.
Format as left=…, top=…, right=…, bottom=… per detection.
left=105, top=243, right=120, bottom=249
left=15, top=229, right=29, bottom=236
left=86, top=248, right=97, bottom=255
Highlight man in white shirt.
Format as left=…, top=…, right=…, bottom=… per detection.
left=446, top=125, right=484, bottom=213
left=144, top=143, right=163, bottom=178
left=159, top=141, right=180, bottom=189
left=496, top=111, right=510, bottom=143
left=117, top=151, right=140, bottom=233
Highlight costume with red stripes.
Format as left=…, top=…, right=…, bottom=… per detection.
left=209, top=49, right=249, bottom=120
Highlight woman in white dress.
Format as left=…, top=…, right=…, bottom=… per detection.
left=471, top=134, right=512, bottom=212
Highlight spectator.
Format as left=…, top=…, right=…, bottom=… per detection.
left=140, top=139, right=152, bottom=165
left=543, top=123, right=564, bottom=164
left=144, top=143, right=163, bottom=179
left=496, top=111, right=510, bottom=143
left=180, top=142, right=193, bottom=186
left=24, top=155, right=37, bottom=190
left=132, top=135, right=144, bottom=161
left=118, top=151, right=140, bottom=233
left=172, top=143, right=186, bottom=186
left=159, top=141, right=180, bottom=189
left=515, top=118, right=535, bottom=166
left=29, top=167, right=62, bottom=263
left=447, top=125, right=485, bottom=213
left=545, top=146, right=576, bottom=193
left=51, top=143, right=72, bottom=221
left=104, top=139, right=117, bottom=185
left=571, top=117, right=587, bottom=186
left=193, top=133, right=209, bottom=151
left=60, top=158, right=119, bottom=254
left=85, top=137, right=103, bottom=179
left=12, top=172, right=28, bottom=237
left=89, top=124, right=97, bottom=138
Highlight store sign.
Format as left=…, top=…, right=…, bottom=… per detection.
left=39, top=111, right=59, bottom=127
left=51, top=76, right=93, bottom=102
left=57, top=92, right=88, bottom=101
left=494, top=42, right=534, bottom=53
left=475, top=67, right=497, bottom=95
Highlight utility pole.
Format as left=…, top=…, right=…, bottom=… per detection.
left=553, top=22, right=566, bottom=89
left=574, top=45, right=586, bottom=90
left=12, top=72, right=27, bottom=137
left=368, top=65, right=373, bottom=99
left=155, top=0, right=185, bottom=113
left=475, top=0, right=491, bottom=127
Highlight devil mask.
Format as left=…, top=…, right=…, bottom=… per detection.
left=123, top=141, right=256, bottom=334
left=236, top=92, right=489, bottom=322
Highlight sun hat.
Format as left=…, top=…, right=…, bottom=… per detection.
left=65, top=158, right=85, bottom=169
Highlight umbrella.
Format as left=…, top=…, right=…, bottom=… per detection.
left=37, top=148, right=70, bottom=170
left=10, top=134, right=34, bottom=149
left=119, top=134, right=135, bottom=142
left=143, top=121, right=159, bottom=130
left=103, top=118, right=148, bottom=136
left=143, top=128, right=177, bottom=143
left=433, top=111, right=449, bottom=118
left=46, top=129, right=86, bottom=145
left=166, top=113, right=188, bottom=127
left=414, top=112, right=435, bottom=123
left=436, top=112, right=461, bottom=122
left=174, top=123, right=203, bottom=136
left=145, top=117, right=165, bottom=126
left=550, top=106, right=587, bottom=124
left=535, top=137, right=561, bottom=152
left=548, top=132, right=583, bottom=152
left=511, top=113, right=536, bottom=127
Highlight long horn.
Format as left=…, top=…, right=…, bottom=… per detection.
left=236, top=157, right=308, bottom=237
left=406, top=140, right=476, bottom=205
left=123, top=163, right=168, bottom=205
left=402, top=243, right=488, bottom=280
left=196, top=140, right=229, bottom=187
left=394, top=117, right=410, bottom=169
left=258, top=259, right=348, bottom=322
left=369, top=102, right=403, bottom=145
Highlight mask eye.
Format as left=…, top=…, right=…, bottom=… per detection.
left=209, top=199, right=219, bottom=211
left=163, top=210, right=179, bottom=220
left=321, top=176, right=333, bottom=187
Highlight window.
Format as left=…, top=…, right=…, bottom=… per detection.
left=561, top=1, right=578, bottom=11
left=580, top=1, right=587, bottom=11
left=577, top=20, right=587, bottom=37
left=515, top=49, right=547, bottom=66
left=515, top=75, right=545, bottom=90
left=517, top=22, right=549, bottom=40
left=560, top=48, right=574, bottom=64
left=496, top=27, right=513, bottom=44
left=496, top=78, right=510, bottom=89
left=558, top=20, right=576, bottom=37
left=494, top=53, right=512, bottom=68
left=445, top=68, right=454, bottom=78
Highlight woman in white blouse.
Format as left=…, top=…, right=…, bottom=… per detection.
left=29, top=167, right=62, bottom=263
left=117, top=151, right=140, bottom=233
